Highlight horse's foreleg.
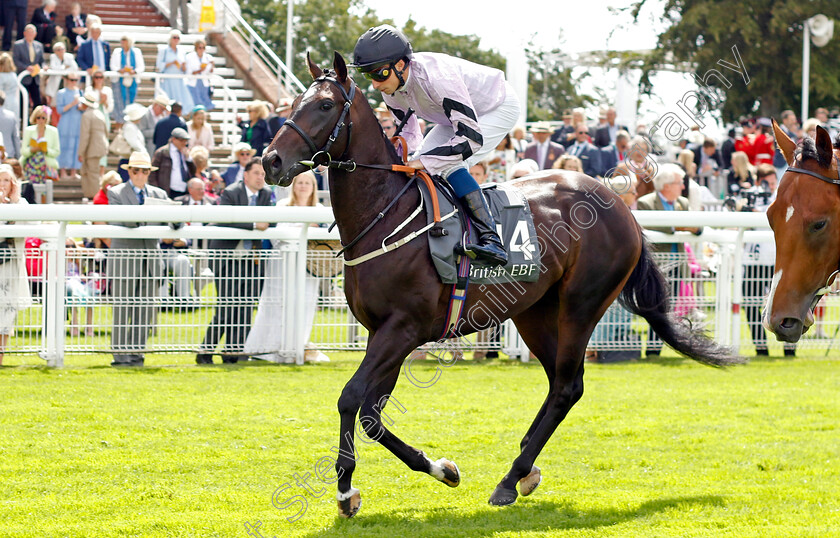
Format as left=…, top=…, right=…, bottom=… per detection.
left=358, top=370, right=461, bottom=487
left=334, top=324, right=421, bottom=518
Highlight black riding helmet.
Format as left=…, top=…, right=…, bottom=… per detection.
left=351, top=25, right=413, bottom=88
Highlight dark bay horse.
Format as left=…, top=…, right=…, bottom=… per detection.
left=261, top=52, right=740, bottom=518
left=765, top=120, right=840, bottom=341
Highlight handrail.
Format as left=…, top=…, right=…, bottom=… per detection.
left=218, top=0, right=306, bottom=99
left=19, top=69, right=240, bottom=148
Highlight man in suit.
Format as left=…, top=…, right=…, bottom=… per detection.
left=65, top=6, right=87, bottom=51
left=76, top=23, right=110, bottom=76
left=152, top=102, right=187, bottom=151
left=220, top=142, right=256, bottom=185
left=175, top=177, right=216, bottom=206
left=593, top=107, right=628, bottom=148
left=2, top=0, right=27, bottom=51
left=566, top=123, right=604, bottom=177
left=30, top=0, right=57, bottom=52
left=0, top=91, right=20, bottom=158
left=635, top=163, right=702, bottom=357
left=551, top=110, right=574, bottom=145
left=149, top=127, right=194, bottom=198
left=600, top=130, right=630, bottom=177
left=12, top=25, right=44, bottom=107
left=140, top=95, right=171, bottom=157
left=523, top=121, right=565, bottom=170
left=107, top=152, right=175, bottom=367
left=720, top=128, right=736, bottom=173
left=197, top=157, right=273, bottom=365
left=693, top=137, right=723, bottom=177
left=78, top=88, right=109, bottom=198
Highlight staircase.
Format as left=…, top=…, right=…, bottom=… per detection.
left=95, top=0, right=170, bottom=26
left=50, top=25, right=258, bottom=202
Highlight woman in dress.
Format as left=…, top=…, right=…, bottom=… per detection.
left=0, top=54, right=19, bottom=121
left=109, top=35, right=145, bottom=128
left=187, top=106, right=214, bottom=150
left=89, top=69, right=114, bottom=175
left=116, top=103, right=147, bottom=182
left=244, top=171, right=329, bottom=363
left=21, top=106, right=60, bottom=185
left=55, top=74, right=83, bottom=180
left=44, top=42, right=77, bottom=107
left=730, top=150, right=757, bottom=190
left=184, top=38, right=214, bottom=111
left=0, top=165, right=32, bottom=364
left=156, top=30, right=193, bottom=113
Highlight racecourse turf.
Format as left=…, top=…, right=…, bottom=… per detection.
left=1, top=352, right=838, bottom=537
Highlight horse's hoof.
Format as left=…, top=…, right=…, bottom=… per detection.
left=519, top=465, right=541, bottom=496
left=336, top=488, right=361, bottom=518
left=488, top=485, right=518, bottom=506
left=433, top=458, right=461, bottom=487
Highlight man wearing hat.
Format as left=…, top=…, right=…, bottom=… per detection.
left=107, top=152, right=174, bottom=366
left=140, top=94, right=172, bottom=156
left=78, top=87, right=108, bottom=198
left=221, top=142, right=256, bottom=186
left=153, top=101, right=187, bottom=151
left=524, top=121, right=565, bottom=170
left=149, top=127, right=195, bottom=199
left=267, top=97, right=294, bottom=139
left=551, top=110, right=575, bottom=145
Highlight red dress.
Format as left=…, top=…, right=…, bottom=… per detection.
left=92, top=188, right=109, bottom=205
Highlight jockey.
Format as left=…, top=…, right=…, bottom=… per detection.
left=350, top=25, right=521, bottom=267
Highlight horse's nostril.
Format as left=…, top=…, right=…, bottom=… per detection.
left=780, top=318, right=798, bottom=329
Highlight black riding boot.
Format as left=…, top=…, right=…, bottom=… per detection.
left=460, top=189, right=508, bottom=266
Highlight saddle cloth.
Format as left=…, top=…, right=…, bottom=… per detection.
left=418, top=180, right=541, bottom=285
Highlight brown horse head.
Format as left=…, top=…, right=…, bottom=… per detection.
left=764, top=118, right=840, bottom=342
left=262, top=51, right=374, bottom=186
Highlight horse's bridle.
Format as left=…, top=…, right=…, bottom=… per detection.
left=281, top=74, right=357, bottom=170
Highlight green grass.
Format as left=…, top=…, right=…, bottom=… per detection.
left=1, top=354, right=839, bottom=537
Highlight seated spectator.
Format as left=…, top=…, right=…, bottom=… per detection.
left=140, top=94, right=171, bottom=156
left=693, top=137, right=723, bottom=178
left=0, top=91, right=20, bottom=159
left=187, top=106, right=214, bottom=150
left=156, top=30, right=193, bottom=113
left=0, top=54, right=19, bottom=121
left=93, top=170, right=121, bottom=205
left=565, top=122, right=603, bottom=177
left=13, top=25, right=44, bottom=108
left=552, top=154, right=583, bottom=172
left=56, top=73, right=83, bottom=180
left=175, top=176, right=215, bottom=206
left=153, top=101, right=187, bottom=150
left=31, top=0, right=57, bottom=52
left=110, top=35, right=145, bottom=127
left=21, top=106, right=60, bottom=186
left=50, top=25, right=71, bottom=54
left=221, top=142, right=256, bottom=185
left=0, top=164, right=32, bottom=364
left=150, top=127, right=194, bottom=198
left=65, top=2, right=87, bottom=51
left=185, top=38, right=214, bottom=111
left=239, top=101, right=272, bottom=156
left=45, top=42, right=78, bottom=107
left=76, top=23, right=109, bottom=77
left=117, top=103, right=148, bottom=181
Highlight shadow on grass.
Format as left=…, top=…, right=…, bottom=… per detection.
left=303, top=494, right=725, bottom=538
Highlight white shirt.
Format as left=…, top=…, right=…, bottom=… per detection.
left=184, top=51, right=214, bottom=87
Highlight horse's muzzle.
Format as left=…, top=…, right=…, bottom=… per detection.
left=261, top=150, right=298, bottom=186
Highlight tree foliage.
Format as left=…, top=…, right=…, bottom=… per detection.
left=624, top=0, right=840, bottom=121
left=524, top=40, right=592, bottom=121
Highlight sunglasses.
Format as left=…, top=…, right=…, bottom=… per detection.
left=129, top=168, right=151, bottom=175
left=35, top=116, right=46, bottom=120
left=172, top=36, right=180, bottom=40
left=363, top=64, right=393, bottom=82
left=238, top=151, right=252, bottom=156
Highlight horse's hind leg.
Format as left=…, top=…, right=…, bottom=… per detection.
left=358, top=369, right=461, bottom=485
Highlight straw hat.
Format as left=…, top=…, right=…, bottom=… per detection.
left=153, top=94, right=173, bottom=109
left=79, top=88, right=99, bottom=108
left=120, top=151, right=159, bottom=171
left=123, top=103, right=146, bottom=122
left=233, top=141, right=256, bottom=156
left=529, top=121, right=553, bottom=133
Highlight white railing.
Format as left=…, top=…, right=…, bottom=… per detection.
left=20, top=70, right=240, bottom=148
left=1, top=207, right=836, bottom=367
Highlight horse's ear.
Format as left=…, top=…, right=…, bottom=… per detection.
left=333, top=51, right=348, bottom=83
left=815, top=125, right=834, bottom=167
left=772, top=118, right=796, bottom=166
left=307, top=51, right=323, bottom=80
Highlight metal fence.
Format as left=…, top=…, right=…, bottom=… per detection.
left=1, top=206, right=837, bottom=366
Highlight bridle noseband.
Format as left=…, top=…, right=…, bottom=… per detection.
left=282, top=74, right=356, bottom=170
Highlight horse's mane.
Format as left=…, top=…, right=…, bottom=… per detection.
left=796, top=136, right=833, bottom=168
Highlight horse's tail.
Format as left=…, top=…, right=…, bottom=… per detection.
left=618, top=239, right=745, bottom=367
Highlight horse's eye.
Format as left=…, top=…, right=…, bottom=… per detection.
left=320, top=102, right=334, bottom=111
left=811, top=220, right=828, bottom=233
